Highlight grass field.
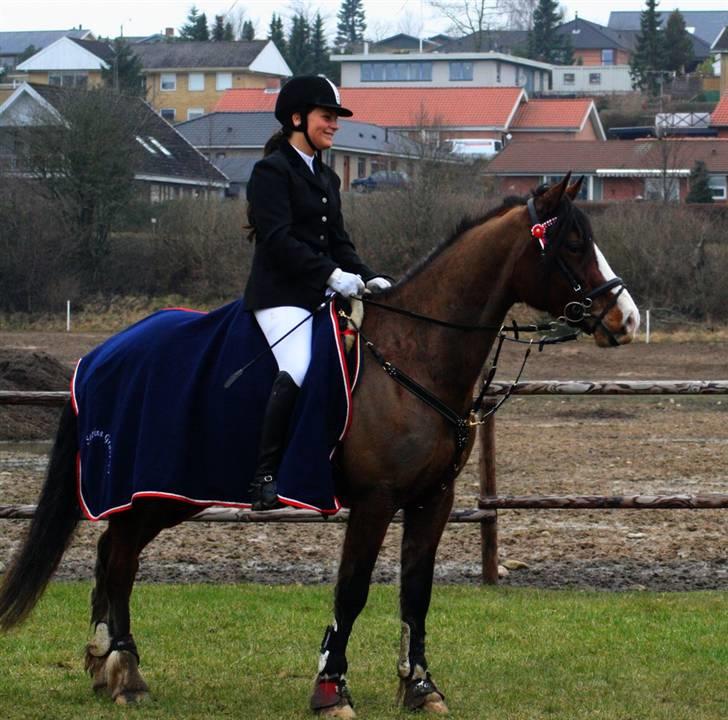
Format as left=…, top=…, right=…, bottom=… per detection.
left=0, top=583, right=725, bottom=719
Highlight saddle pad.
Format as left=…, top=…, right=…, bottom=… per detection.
left=71, top=299, right=360, bottom=519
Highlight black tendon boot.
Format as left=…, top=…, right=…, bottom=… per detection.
left=249, top=371, right=299, bottom=510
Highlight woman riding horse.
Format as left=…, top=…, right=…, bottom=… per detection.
left=245, top=75, right=391, bottom=511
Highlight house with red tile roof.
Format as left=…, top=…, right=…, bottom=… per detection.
left=215, top=86, right=606, bottom=149
left=485, top=139, right=728, bottom=202
left=711, top=93, right=728, bottom=137
left=510, top=99, right=606, bottom=141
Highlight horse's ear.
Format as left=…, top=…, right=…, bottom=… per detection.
left=566, top=175, right=584, bottom=200
left=534, top=172, right=571, bottom=216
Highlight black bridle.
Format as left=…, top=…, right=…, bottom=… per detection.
left=526, top=196, right=626, bottom=347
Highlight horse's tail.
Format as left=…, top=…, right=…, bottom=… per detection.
left=0, top=400, right=81, bottom=630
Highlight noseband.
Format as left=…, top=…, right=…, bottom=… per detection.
left=527, top=197, right=626, bottom=347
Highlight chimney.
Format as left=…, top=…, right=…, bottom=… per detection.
left=165, top=27, right=174, bottom=37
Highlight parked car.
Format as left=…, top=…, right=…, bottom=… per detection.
left=351, top=170, right=410, bottom=192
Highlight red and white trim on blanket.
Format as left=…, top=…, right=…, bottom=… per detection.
left=71, top=305, right=360, bottom=521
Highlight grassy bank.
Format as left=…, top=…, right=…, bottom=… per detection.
left=0, top=583, right=725, bottom=719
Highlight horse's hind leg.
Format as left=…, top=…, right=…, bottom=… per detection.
left=97, top=512, right=161, bottom=705
left=311, top=503, right=392, bottom=718
left=397, top=488, right=454, bottom=714
left=85, top=529, right=113, bottom=691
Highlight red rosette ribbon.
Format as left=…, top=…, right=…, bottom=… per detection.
left=531, top=223, right=547, bottom=250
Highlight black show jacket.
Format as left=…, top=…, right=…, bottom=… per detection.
left=244, top=141, right=376, bottom=311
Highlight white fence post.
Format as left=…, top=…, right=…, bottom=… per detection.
left=66, top=301, right=71, bottom=333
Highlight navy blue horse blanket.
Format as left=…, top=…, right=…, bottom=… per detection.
left=71, top=299, right=359, bottom=520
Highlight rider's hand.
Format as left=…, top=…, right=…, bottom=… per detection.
left=365, top=277, right=392, bottom=293
left=327, top=268, right=365, bottom=297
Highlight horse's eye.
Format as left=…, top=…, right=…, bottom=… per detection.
left=565, top=237, right=585, bottom=252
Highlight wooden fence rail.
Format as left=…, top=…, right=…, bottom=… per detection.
left=2, top=383, right=728, bottom=584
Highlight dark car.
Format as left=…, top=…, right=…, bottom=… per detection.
left=351, top=170, right=410, bottom=192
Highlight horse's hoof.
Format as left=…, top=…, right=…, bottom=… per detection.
left=398, top=671, right=446, bottom=713
left=317, top=702, right=356, bottom=719
left=114, top=690, right=148, bottom=705
left=311, top=675, right=355, bottom=718
left=421, top=694, right=449, bottom=714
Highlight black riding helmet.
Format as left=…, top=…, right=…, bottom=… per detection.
left=275, top=75, right=352, bottom=153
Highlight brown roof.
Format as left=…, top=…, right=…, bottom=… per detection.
left=217, top=86, right=526, bottom=130
left=511, top=99, right=596, bottom=131
left=486, top=139, right=728, bottom=174
left=711, top=93, right=728, bottom=126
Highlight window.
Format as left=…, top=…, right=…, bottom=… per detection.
left=496, top=61, right=501, bottom=83
left=589, top=73, right=602, bottom=85
left=449, top=61, right=473, bottom=81
left=601, top=49, right=615, bottom=65
left=188, top=72, right=204, bottom=91
left=360, top=61, right=432, bottom=82
left=148, top=137, right=172, bottom=156
left=645, top=177, right=679, bottom=202
left=187, top=108, right=204, bottom=120
left=216, top=72, right=233, bottom=90
left=160, top=73, right=176, bottom=91
left=563, top=73, right=575, bottom=85
left=357, top=157, right=366, bottom=178
left=709, top=175, right=727, bottom=200
left=160, top=108, right=175, bottom=122
left=48, top=71, right=87, bottom=88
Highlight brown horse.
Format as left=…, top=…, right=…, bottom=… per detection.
left=0, top=176, right=638, bottom=715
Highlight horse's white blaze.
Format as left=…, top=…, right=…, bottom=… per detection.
left=594, top=243, right=640, bottom=336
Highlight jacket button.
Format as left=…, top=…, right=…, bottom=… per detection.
left=319, top=235, right=325, bottom=241
left=322, top=197, right=328, bottom=203
left=322, top=216, right=327, bottom=222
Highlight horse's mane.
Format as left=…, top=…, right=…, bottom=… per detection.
left=394, top=184, right=593, bottom=287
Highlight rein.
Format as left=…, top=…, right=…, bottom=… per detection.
left=351, top=194, right=630, bottom=470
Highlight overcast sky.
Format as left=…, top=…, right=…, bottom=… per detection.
left=2, top=1, right=727, bottom=43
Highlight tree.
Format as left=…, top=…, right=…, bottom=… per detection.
left=429, top=1, right=538, bottom=49
left=286, top=14, right=314, bottom=75
left=101, top=39, right=145, bottom=96
left=16, top=88, right=149, bottom=289
left=686, top=161, right=713, bottom=203
left=179, top=6, right=209, bottom=41
left=241, top=20, right=255, bottom=41
left=310, top=14, right=333, bottom=77
left=527, top=0, right=572, bottom=64
left=268, top=14, right=287, bottom=56
left=211, top=15, right=226, bottom=41
left=335, top=0, right=366, bottom=52
left=664, top=10, right=693, bottom=75
left=630, top=0, right=666, bottom=95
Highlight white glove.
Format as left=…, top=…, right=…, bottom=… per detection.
left=365, top=276, right=392, bottom=293
left=327, top=268, right=365, bottom=297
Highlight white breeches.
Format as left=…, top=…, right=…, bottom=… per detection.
left=254, top=306, right=313, bottom=387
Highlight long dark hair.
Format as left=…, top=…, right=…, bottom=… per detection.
left=246, top=128, right=292, bottom=242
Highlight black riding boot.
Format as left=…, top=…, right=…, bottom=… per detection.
left=249, top=371, right=299, bottom=511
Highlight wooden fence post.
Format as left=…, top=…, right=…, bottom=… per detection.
left=479, top=403, right=499, bottom=585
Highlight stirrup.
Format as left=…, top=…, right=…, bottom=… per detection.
left=249, top=474, right=282, bottom=511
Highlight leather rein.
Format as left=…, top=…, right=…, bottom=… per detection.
left=347, top=199, right=628, bottom=472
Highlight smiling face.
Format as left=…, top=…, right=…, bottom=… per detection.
left=291, top=106, right=340, bottom=154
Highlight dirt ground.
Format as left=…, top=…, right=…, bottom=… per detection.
left=1, top=329, right=726, bottom=592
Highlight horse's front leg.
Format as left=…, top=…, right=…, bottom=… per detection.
left=311, top=503, right=393, bottom=718
left=398, top=485, right=454, bottom=714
